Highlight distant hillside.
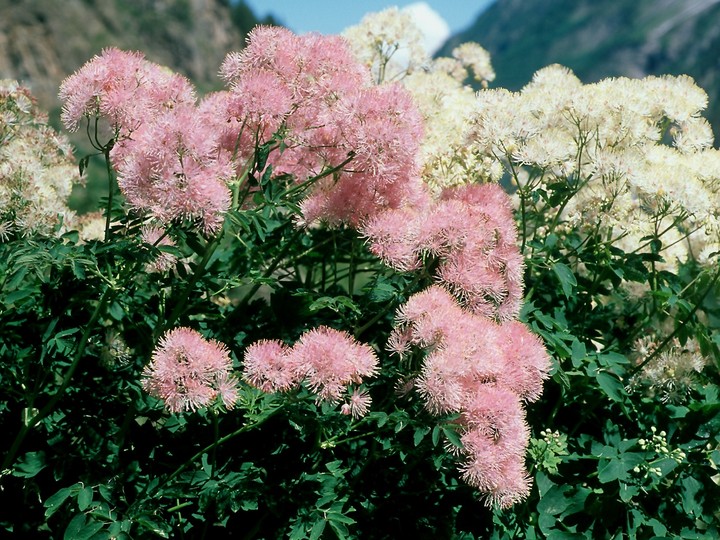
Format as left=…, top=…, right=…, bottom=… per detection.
left=0, top=0, right=273, bottom=211
left=0, top=0, right=272, bottom=116
left=443, top=0, right=720, bottom=139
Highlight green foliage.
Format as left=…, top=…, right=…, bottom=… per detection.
left=487, top=154, right=720, bottom=538
left=3, top=33, right=720, bottom=539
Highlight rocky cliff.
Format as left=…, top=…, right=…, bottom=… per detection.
left=0, top=0, right=263, bottom=115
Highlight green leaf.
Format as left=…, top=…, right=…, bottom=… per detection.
left=4, top=288, right=34, bottom=306
left=63, top=514, right=103, bottom=540
left=72, top=259, right=86, bottom=280
left=431, top=425, right=441, bottom=447
left=256, top=142, right=273, bottom=172
left=597, top=458, right=626, bottom=483
left=552, top=262, right=577, bottom=299
left=535, top=471, right=555, bottom=498
left=596, top=371, right=627, bottom=402
left=570, top=339, right=587, bottom=368
left=328, top=519, right=350, bottom=539
left=619, top=482, right=639, bottom=502
left=309, top=519, right=326, bottom=540
left=442, top=426, right=464, bottom=449
left=47, top=327, right=81, bottom=356
left=108, top=301, right=124, bottom=321
left=78, top=486, right=93, bottom=511
left=44, top=486, right=74, bottom=518
left=13, top=450, right=46, bottom=478
left=537, top=485, right=573, bottom=516
left=366, top=280, right=397, bottom=303
left=136, top=516, right=169, bottom=538
left=413, top=426, right=430, bottom=446
left=681, top=475, right=703, bottom=516
left=327, top=512, right=356, bottom=525
left=64, top=514, right=87, bottom=540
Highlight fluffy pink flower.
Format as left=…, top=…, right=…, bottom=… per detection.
left=243, top=328, right=378, bottom=404
left=457, top=389, right=533, bottom=509
left=242, top=339, right=297, bottom=393
left=391, top=285, right=549, bottom=507
left=113, top=104, right=232, bottom=233
left=460, top=424, right=532, bottom=508
left=497, top=321, right=551, bottom=402
left=363, top=183, right=524, bottom=321
left=60, top=49, right=230, bottom=233
left=217, top=27, right=426, bottom=227
left=285, top=326, right=379, bottom=402
left=58, top=48, right=195, bottom=133
left=218, top=26, right=370, bottom=183
left=298, top=83, right=425, bottom=226
left=142, top=328, right=238, bottom=413
left=341, top=388, right=372, bottom=419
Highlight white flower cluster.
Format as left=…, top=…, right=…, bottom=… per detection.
left=342, top=8, right=497, bottom=194
left=342, top=7, right=428, bottom=84
left=634, top=426, right=687, bottom=478
left=629, top=336, right=706, bottom=403
left=469, top=65, right=720, bottom=269
left=0, top=80, right=82, bottom=237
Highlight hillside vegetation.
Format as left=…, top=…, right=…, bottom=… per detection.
left=443, top=0, right=720, bottom=137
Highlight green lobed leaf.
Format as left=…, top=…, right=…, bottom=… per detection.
left=77, top=486, right=93, bottom=512
left=595, top=371, right=627, bottom=402
left=309, top=519, right=326, bottom=540
left=552, top=262, right=577, bottom=299
left=44, top=486, right=74, bottom=519
left=63, top=514, right=103, bottom=540
left=13, top=450, right=46, bottom=478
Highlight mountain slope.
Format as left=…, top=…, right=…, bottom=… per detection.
left=443, top=0, right=720, bottom=137
left=0, top=0, right=266, bottom=114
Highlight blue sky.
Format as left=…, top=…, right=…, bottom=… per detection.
left=243, top=1, right=494, bottom=36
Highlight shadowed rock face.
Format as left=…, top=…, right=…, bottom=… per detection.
left=0, top=0, right=254, bottom=114
left=442, top=0, right=720, bottom=140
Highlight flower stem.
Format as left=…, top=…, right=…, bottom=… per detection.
left=103, top=147, right=114, bottom=241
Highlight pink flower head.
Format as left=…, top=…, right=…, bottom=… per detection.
left=142, top=328, right=238, bottom=413
left=390, top=284, right=548, bottom=507
left=497, top=321, right=552, bottom=402
left=298, top=83, right=425, bottom=226
left=242, top=339, right=297, bottom=393
left=393, top=285, right=480, bottom=351
left=113, top=104, right=232, bottom=233
left=460, top=424, right=532, bottom=509
left=218, top=27, right=371, bottom=181
left=458, top=387, right=532, bottom=508
left=341, top=388, right=372, bottom=419
left=364, top=183, right=524, bottom=321
left=59, top=48, right=195, bottom=133
left=361, top=204, right=428, bottom=272
left=285, top=326, right=379, bottom=402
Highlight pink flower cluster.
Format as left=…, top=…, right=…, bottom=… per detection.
left=389, top=285, right=550, bottom=508
left=59, top=29, right=427, bottom=230
left=142, top=327, right=239, bottom=413
left=362, top=183, right=524, bottom=321
left=204, top=26, right=426, bottom=226
left=59, top=48, right=231, bottom=233
left=243, top=326, right=378, bottom=410
left=363, top=181, right=547, bottom=507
